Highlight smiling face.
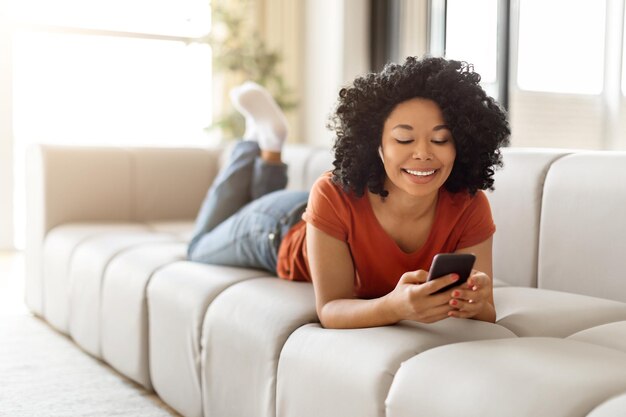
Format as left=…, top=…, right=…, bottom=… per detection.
left=379, top=97, right=456, bottom=200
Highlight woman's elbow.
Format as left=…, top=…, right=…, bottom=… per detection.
left=316, top=304, right=332, bottom=328
left=316, top=302, right=342, bottom=329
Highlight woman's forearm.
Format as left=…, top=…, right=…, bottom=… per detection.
left=318, top=296, right=400, bottom=329
left=319, top=296, right=496, bottom=328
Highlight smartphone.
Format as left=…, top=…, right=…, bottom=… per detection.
left=426, top=253, right=476, bottom=294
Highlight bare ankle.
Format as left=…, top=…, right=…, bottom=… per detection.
left=261, top=150, right=282, bottom=164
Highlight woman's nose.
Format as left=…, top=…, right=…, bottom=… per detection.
left=412, top=141, right=433, bottom=160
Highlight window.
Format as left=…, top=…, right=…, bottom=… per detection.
left=443, top=0, right=505, bottom=103
left=7, top=0, right=212, bottom=249
left=510, top=0, right=610, bottom=149
left=430, top=0, right=624, bottom=150
left=12, top=32, right=212, bottom=146
left=445, top=0, right=498, bottom=84
left=9, top=0, right=211, bottom=37
left=517, top=0, right=606, bottom=95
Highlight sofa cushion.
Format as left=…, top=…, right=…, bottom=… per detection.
left=277, top=319, right=516, bottom=417
left=386, top=338, right=626, bottom=417
left=68, top=230, right=181, bottom=357
left=492, top=277, right=509, bottom=288
left=538, top=152, right=626, bottom=302
left=282, top=145, right=333, bottom=191
left=131, top=147, right=219, bottom=221
left=201, top=278, right=318, bottom=417
left=486, top=148, right=568, bottom=288
left=302, top=148, right=334, bottom=189
left=42, top=223, right=150, bottom=333
left=147, top=261, right=270, bottom=417
left=146, top=220, right=194, bottom=241
left=587, top=393, right=626, bottom=417
left=568, top=321, right=626, bottom=353
left=101, top=241, right=188, bottom=390
left=495, top=287, right=626, bottom=337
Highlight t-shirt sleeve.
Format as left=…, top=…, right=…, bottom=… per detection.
left=456, top=191, right=496, bottom=250
left=302, top=173, right=350, bottom=242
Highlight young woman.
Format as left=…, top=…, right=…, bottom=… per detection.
left=188, top=56, right=510, bottom=329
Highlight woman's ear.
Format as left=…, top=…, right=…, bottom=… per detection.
left=378, top=146, right=384, bottom=162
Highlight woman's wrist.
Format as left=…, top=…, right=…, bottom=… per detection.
left=378, top=293, right=401, bottom=325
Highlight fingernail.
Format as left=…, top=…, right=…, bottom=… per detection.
left=450, top=299, right=458, bottom=306
left=452, top=291, right=460, bottom=297
left=472, top=285, right=478, bottom=291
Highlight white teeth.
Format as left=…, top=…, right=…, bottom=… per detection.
left=404, top=169, right=436, bottom=177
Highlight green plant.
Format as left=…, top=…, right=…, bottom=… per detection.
left=205, top=0, right=297, bottom=140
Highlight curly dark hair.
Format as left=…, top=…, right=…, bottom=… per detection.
left=329, top=56, right=510, bottom=198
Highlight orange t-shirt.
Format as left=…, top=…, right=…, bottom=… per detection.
left=276, top=172, right=495, bottom=299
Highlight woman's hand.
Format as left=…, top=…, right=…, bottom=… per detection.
left=447, top=270, right=495, bottom=321
left=384, top=270, right=461, bottom=324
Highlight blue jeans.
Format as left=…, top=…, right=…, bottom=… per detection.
left=187, top=141, right=309, bottom=272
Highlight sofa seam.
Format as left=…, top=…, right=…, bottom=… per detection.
left=535, top=152, right=574, bottom=290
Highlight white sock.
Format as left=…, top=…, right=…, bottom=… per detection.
left=228, top=81, right=288, bottom=152
left=229, top=87, right=258, bottom=141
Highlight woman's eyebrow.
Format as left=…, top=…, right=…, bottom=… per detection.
left=392, top=124, right=450, bottom=131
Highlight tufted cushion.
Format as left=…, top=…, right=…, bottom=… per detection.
left=538, top=152, right=626, bottom=302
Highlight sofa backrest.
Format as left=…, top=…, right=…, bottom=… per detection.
left=486, top=148, right=570, bottom=288
left=30, top=143, right=625, bottom=304
left=281, top=145, right=586, bottom=293
left=215, top=142, right=334, bottom=192
left=283, top=144, right=334, bottom=191
left=538, top=152, right=626, bottom=303
left=27, top=145, right=221, bottom=235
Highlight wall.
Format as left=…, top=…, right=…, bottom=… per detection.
left=300, top=0, right=428, bottom=147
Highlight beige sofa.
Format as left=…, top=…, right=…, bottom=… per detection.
left=25, top=143, right=626, bottom=417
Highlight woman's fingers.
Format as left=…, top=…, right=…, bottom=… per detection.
left=424, top=273, right=460, bottom=294
left=421, top=304, right=455, bottom=322
left=449, top=297, right=480, bottom=311
left=447, top=308, right=476, bottom=319
left=467, top=271, right=490, bottom=289
left=452, top=271, right=491, bottom=301
left=400, top=270, right=429, bottom=285
left=398, top=270, right=489, bottom=323
left=445, top=271, right=494, bottom=320
left=450, top=288, right=477, bottom=301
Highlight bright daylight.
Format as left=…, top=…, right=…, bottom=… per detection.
left=2, top=1, right=626, bottom=416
